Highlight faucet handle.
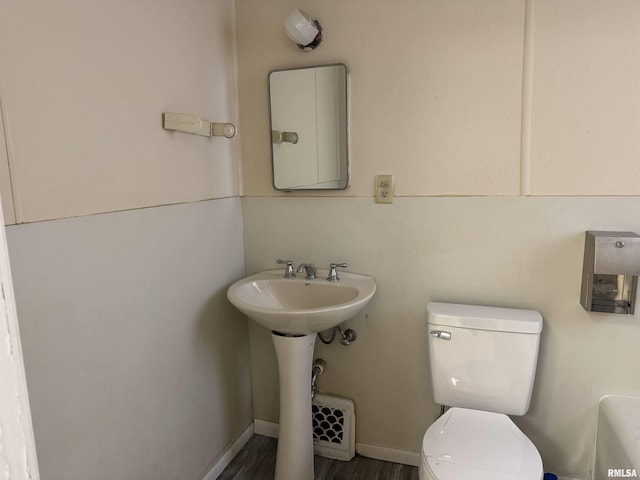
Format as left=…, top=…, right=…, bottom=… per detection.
left=327, top=263, right=347, bottom=282
left=276, top=259, right=296, bottom=278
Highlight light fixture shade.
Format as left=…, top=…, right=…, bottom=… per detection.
left=284, top=8, right=319, bottom=47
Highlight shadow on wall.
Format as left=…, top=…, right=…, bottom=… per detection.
left=194, top=284, right=253, bottom=474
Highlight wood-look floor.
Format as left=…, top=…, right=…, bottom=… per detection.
left=218, top=434, right=419, bottom=480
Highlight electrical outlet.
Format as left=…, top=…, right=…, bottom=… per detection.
left=375, top=175, right=393, bottom=204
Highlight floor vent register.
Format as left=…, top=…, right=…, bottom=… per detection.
left=312, top=393, right=355, bottom=461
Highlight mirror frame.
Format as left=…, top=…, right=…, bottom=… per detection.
left=268, top=63, right=350, bottom=191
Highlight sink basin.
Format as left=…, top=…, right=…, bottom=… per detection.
left=227, top=269, right=376, bottom=335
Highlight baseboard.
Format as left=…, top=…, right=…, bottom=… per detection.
left=253, top=418, right=279, bottom=438
left=201, top=423, right=254, bottom=480
left=206, top=420, right=583, bottom=477
left=251, top=419, right=419, bottom=467
left=355, top=442, right=420, bottom=467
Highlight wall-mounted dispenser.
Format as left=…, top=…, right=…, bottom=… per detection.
left=581, top=231, right=640, bottom=314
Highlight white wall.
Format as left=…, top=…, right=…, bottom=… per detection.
left=0, top=1, right=250, bottom=479
left=243, top=197, right=640, bottom=479
left=237, top=0, right=525, bottom=197
left=8, top=199, right=251, bottom=480
left=530, top=0, right=640, bottom=194
left=0, top=0, right=240, bottom=224
left=236, top=1, right=640, bottom=479
left=237, top=0, right=640, bottom=198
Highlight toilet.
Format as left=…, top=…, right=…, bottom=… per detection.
left=420, top=302, right=544, bottom=480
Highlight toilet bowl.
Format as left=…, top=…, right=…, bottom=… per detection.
left=420, top=407, right=543, bottom=480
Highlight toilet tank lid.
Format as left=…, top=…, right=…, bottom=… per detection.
left=427, top=302, right=543, bottom=334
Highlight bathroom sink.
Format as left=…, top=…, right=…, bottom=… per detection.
left=227, top=269, right=376, bottom=335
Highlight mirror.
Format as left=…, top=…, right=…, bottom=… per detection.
left=269, top=64, right=349, bottom=190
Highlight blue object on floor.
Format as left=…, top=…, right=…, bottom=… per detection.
left=543, top=474, right=558, bottom=480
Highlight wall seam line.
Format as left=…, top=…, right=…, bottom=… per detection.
left=520, top=0, right=536, bottom=196
left=0, top=96, right=20, bottom=224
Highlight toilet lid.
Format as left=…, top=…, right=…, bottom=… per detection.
left=422, top=407, right=542, bottom=480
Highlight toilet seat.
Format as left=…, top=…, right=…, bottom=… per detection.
left=421, top=407, right=542, bottom=480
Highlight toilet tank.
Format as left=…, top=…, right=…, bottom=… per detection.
left=427, top=302, right=543, bottom=416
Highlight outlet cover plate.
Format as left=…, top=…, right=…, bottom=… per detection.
left=375, top=175, right=393, bottom=204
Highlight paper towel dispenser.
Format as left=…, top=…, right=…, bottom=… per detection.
left=580, top=231, right=640, bottom=314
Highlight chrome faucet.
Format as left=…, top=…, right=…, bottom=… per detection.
left=296, top=263, right=317, bottom=280
left=327, top=263, right=347, bottom=282
left=276, top=259, right=296, bottom=278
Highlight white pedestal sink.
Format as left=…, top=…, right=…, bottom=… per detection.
left=227, top=269, right=376, bottom=480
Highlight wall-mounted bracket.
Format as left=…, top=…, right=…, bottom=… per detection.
left=272, top=130, right=299, bottom=144
left=162, top=112, right=236, bottom=138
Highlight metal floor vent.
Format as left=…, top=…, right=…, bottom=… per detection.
left=312, top=393, right=355, bottom=461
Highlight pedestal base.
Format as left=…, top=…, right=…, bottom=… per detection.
left=272, top=332, right=317, bottom=480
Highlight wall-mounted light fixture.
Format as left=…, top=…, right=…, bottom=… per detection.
left=284, top=8, right=323, bottom=51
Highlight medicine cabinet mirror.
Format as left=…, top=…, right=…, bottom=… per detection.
left=269, top=64, right=349, bottom=190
